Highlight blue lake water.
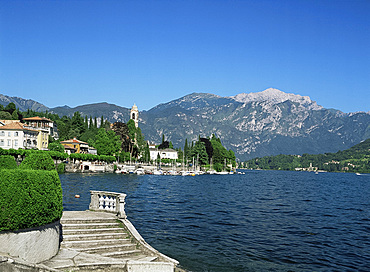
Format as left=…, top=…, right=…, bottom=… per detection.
left=60, top=170, right=370, bottom=272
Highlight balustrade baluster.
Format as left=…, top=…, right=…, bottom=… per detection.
left=90, top=190, right=126, bottom=218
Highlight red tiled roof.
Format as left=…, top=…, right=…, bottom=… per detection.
left=60, top=138, right=89, bottom=145
left=0, top=122, right=38, bottom=132
left=23, top=116, right=52, bottom=122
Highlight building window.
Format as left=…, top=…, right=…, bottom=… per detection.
left=14, top=140, right=18, bottom=147
left=0, top=140, right=4, bottom=146
left=8, top=132, right=11, bottom=137
left=0, top=131, right=4, bottom=136
left=14, top=132, right=19, bottom=137
left=7, top=140, right=11, bottom=146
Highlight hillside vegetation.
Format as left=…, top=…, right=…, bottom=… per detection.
left=244, top=138, right=370, bottom=173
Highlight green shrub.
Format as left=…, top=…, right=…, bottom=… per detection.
left=19, top=152, right=56, bottom=171
left=0, top=155, right=17, bottom=169
left=57, top=162, right=65, bottom=174
left=0, top=169, right=63, bottom=231
left=48, top=142, right=65, bottom=153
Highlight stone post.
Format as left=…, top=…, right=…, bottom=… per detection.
left=118, top=193, right=127, bottom=219
left=89, top=191, right=99, bottom=211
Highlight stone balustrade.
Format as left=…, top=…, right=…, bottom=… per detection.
left=89, top=190, right=127, bottom=219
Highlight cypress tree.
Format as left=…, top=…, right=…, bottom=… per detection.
left=100, top=115, right=104, bottom=128
left=94, top=117, right=98, bottom=128
left=184, top=139, right=188, bottom=160
left=89, top=116, right=93, bottom=129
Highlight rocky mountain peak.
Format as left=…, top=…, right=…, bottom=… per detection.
left=0, top=94, right=49, bottom=112
left=231, top=88, right=323, bottom=110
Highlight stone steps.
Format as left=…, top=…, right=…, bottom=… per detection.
left=63, top=227, right=125, bottom=235
left=62, top=222, right=119, bottom=229
left=62, top=238, right=132, bottom=248
left=61, top=218, right=118, bottom=224
left=78, top=243, right=137, bottom=254
left=62, top=232, right=128, bottom=241
left=101, top=249, right=143, bottom=259
left=60, top=215, right=150, bottom=261
left=41, top=211, right=177, bottom=272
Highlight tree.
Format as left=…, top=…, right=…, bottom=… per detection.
left=100, top=115, right=104, bottom=128
left=190, top=141, right=208, bottom=165
left=158, top=141, right=170, bottom=149
left=200, top=137, right=213, bottom=163
left=48, top=142, right=65, bottom=153
left=71, top=112, right=85, bottom=136
left=11, top=110, right=19, bottom=120
left=127, top=119, right=136, bottom=141
left=84, top=115, right=88, bottom=131
left=88, top=116, right=92, bottom=129
left=210, top=136, right=236, bottom=171
left=143, top=142, right=150, bottom=162
left=94, top=128, right=121, bottom=156
left=5, top=103, right=16, bottom=114
left=184, top=139, right=189, bottom=160
left=0, top=111, right=12, bottom=120
left=112, top=122, right=131, bottom=153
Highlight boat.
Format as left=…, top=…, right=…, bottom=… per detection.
left=135, top=168, right=145, bottom=175
left=168, top=170, right=179, bottom=176
left=153, top=170, right=163, bottom=175
left=215, top=171, right=229, bottom=175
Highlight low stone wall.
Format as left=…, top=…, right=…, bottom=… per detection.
left=0, top=221, right=61, bottom=264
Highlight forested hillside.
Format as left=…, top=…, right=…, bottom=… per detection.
left=244, top=138, right=370, bottom=173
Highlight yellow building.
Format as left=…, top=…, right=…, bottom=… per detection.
left=23, top=116, right=53, bottom=150
left=60, top=138, right=89, bottom=154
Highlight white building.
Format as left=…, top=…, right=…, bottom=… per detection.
left=23, top=116, right=59, bottom=141
left=150, top=148, right=178, bottom=161
left=0, top=122, right=39, bottom=150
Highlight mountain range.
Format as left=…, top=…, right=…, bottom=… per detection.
left=1, top=89, right=369, bottom=160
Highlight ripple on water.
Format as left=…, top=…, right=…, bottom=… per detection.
left=60, top=171, right=370, bottom=272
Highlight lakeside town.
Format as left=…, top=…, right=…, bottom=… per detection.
left=0, top=102, right=238, bottom=175
left=1, top=101, right=369, bottom=174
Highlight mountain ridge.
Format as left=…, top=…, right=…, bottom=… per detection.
left=0, top=94, right=49, bottom=112
left=1, top=89, right=369, bottom=160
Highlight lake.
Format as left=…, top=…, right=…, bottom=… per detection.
left=60, top=170, right=370, bottom=272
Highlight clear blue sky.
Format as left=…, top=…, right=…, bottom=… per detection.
left=0, top=0, right=369, bottom=112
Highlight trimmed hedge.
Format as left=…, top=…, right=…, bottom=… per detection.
left=0, top=169, right=63, bottom=231
left=0, top=155, right=17, bottom=169
left=19, top=152, right=56, bottom=171
left=57, top=162, right=65, bottom=174
left=69, top=153, right=116, bottom=163
left=0, top=148, right=114, bottom=163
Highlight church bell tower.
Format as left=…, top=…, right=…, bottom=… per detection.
left=130, top=104, right=139, bottom=128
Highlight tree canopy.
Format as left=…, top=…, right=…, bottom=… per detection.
left=94, top=128, right=121, bottom=156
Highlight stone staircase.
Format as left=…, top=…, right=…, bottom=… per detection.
left=41, top=211, right=178, bottom=272
left=60, top=215, right=157, bottom=262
